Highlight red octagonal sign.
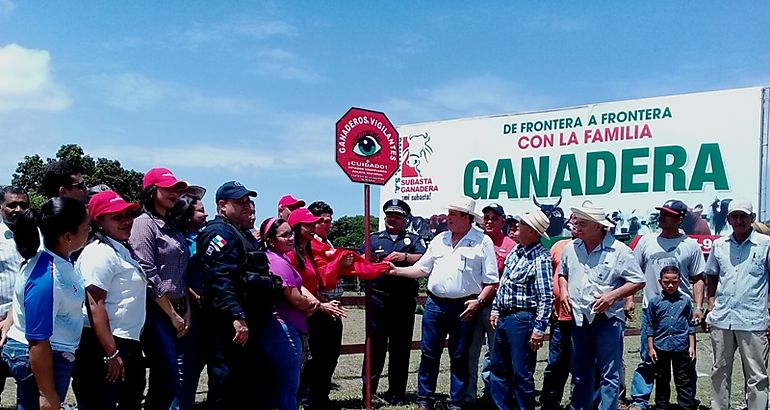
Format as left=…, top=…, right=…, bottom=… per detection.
left=335, top=107, right=400, bottom=185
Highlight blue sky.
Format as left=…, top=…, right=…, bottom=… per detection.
left=1, top=1, right=769, bottom=217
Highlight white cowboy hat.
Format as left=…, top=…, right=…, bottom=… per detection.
left=520, top=209, right=551, bottom=238
left=570, top=200, right=614, bottom=228
left=446, top=197, right=483, bottom=224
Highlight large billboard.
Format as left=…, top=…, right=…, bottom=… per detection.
left=381, top=87, right=768, bottom=238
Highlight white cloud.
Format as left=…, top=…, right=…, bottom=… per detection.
left=179, top=17, right=298, bottom=47
left=88, top=72, right=255, bottom=114
left=376, top=75, right=553, bottom=124
left=0, top=43, right=71, bottom=112
left=254, top=48, right=324, bottom=83
left=0, top=0, right=15, bottom=16
left=91, top=143, right=336, bottom=175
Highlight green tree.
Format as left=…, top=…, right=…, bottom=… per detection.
left=11, top=144, right=144, bottom=207
left=328, top=215, right=379, bottom=248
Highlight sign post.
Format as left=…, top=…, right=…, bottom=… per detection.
left=336, top=107, right=399, bottom=410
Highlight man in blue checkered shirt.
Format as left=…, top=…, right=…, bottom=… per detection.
left=488, top=210, right=553, bottom=410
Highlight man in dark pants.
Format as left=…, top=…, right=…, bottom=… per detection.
left=360, top=199, right=426, bottom=404
left=197, top=181, right=281, bottom=409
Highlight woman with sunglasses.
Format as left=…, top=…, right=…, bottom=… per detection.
left=2, top=197, right=90, bottom=410
left=71, top=191, right=146, bottom=409
left=260, top=217, right=320, bottom=407
left=129, top=167, right=191, bottom=409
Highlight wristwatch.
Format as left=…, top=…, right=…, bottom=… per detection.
left=477, top=297, right=487, bottom=307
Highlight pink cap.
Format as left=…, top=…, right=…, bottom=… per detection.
left=88, top=191, right=140, bottom=219
left=143, top=167, right=189, bottom=190
left=278, top=194, right=305, bottom=209
left=287, top=208, right=320, bottom=227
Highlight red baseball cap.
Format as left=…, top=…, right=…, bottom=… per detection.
left=278, top=194, right=305, bottom=209
left=143, top=167, right=189, bottom=190
left=88, top=191, right=140, bottom=219
left=287, top=208, right=321, bottom=227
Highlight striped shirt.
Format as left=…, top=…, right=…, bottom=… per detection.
left=492, top=243, right=553, bottom=334
left=0, top=221, right=23, bottom=318
left=129, top=212, right=189, bottom=299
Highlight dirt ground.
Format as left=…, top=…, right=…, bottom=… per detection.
left=0, top=305, right=753, bottom=409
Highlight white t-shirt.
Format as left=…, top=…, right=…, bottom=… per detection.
left=415, top=226, right=498, bottom=298
left=633, top=233, right=705, bottom=308
left=76, top=237, right=147, bottom=340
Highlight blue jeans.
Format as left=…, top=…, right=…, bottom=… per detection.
left=172, top=304, right=206, bottom=410
left=630, top=308, right=655, bottom=408
left=266, top=319, right=303, bottom=410
left=143, top=301, right=189, bottom=410
left=570, top=315, right=624, bottom=410
left=489, top=310, right=537, bottom=410
left=541, top=320, right=572, bottom=408
left=465, top=304, right=494, bottom=402
left=417, top=295, right=476, bottom=408
left=2, top=338, right=75, bottom=410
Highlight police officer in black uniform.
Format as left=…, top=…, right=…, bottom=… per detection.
left=361, top=199, right=427, bottom=403
left=197, top=181, right=283, bottom=409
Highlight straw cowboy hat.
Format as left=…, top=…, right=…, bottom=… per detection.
left=447, top=197, right=483, bottom=224
left=520, top=210, right=551, bottom=238
left=570, top=200, right=615, bottom=228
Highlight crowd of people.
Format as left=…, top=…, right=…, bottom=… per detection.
left=0, top=159, right=768, bottom=410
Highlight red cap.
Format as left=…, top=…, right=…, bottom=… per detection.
left=278, top=194, right=305, bottom=209
left=143, top=167, right=189, bottom=190
left=88, top=191, right=140, bottom=219
left=287, top=208, right=320, bottom=227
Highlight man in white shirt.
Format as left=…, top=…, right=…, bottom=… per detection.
left=389, top=198, right=498, bottom=410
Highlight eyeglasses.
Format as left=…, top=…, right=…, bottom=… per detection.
left=71, top=182, right=87, bottom=190
left=276, top=231, right=294, bottom=239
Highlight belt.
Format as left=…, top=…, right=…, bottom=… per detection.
left=427, top=291, right=478, bottom=302
left=498, top=307, right=536, bottom=316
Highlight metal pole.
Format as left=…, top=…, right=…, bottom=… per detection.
left=363, top=184, right=373, bottom=410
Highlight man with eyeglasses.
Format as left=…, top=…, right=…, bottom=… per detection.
left=0, top=185, right=30, bottom=394
left=41, top=159, right=88, bottom=202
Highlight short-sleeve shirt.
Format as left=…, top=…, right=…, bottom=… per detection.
left=559, top=233, right=645, bottom=326
left=550, top=238, right=573, bottom=321
left=414, top=226, right=498, bottom=298
left=363, top=230, right=427, bottom=297
left=7, top=249, right=85, bottom=353
left=266, top=249, right=307, bottom=334
left=491, top=235, right=517, bottom=275
left=0, top=221, right=23, bottom=318
left=705, top=230, right=770, bottom=332
left=634, top=233, right=705, bottom=308
left=77, top=237, right=147, bottom=340
left=129, top=212, right=189, bottom=299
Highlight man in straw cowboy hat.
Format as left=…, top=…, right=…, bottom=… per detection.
left=558, top=200, right=645, bottom=410
left=488, top=209, right=553, bottom=410
left=389, top=197, right=498, bottom=410
left=705, top=200, right=770, bottom=410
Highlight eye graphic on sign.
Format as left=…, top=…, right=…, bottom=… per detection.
left=352, top=133, right=382, bottom=157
